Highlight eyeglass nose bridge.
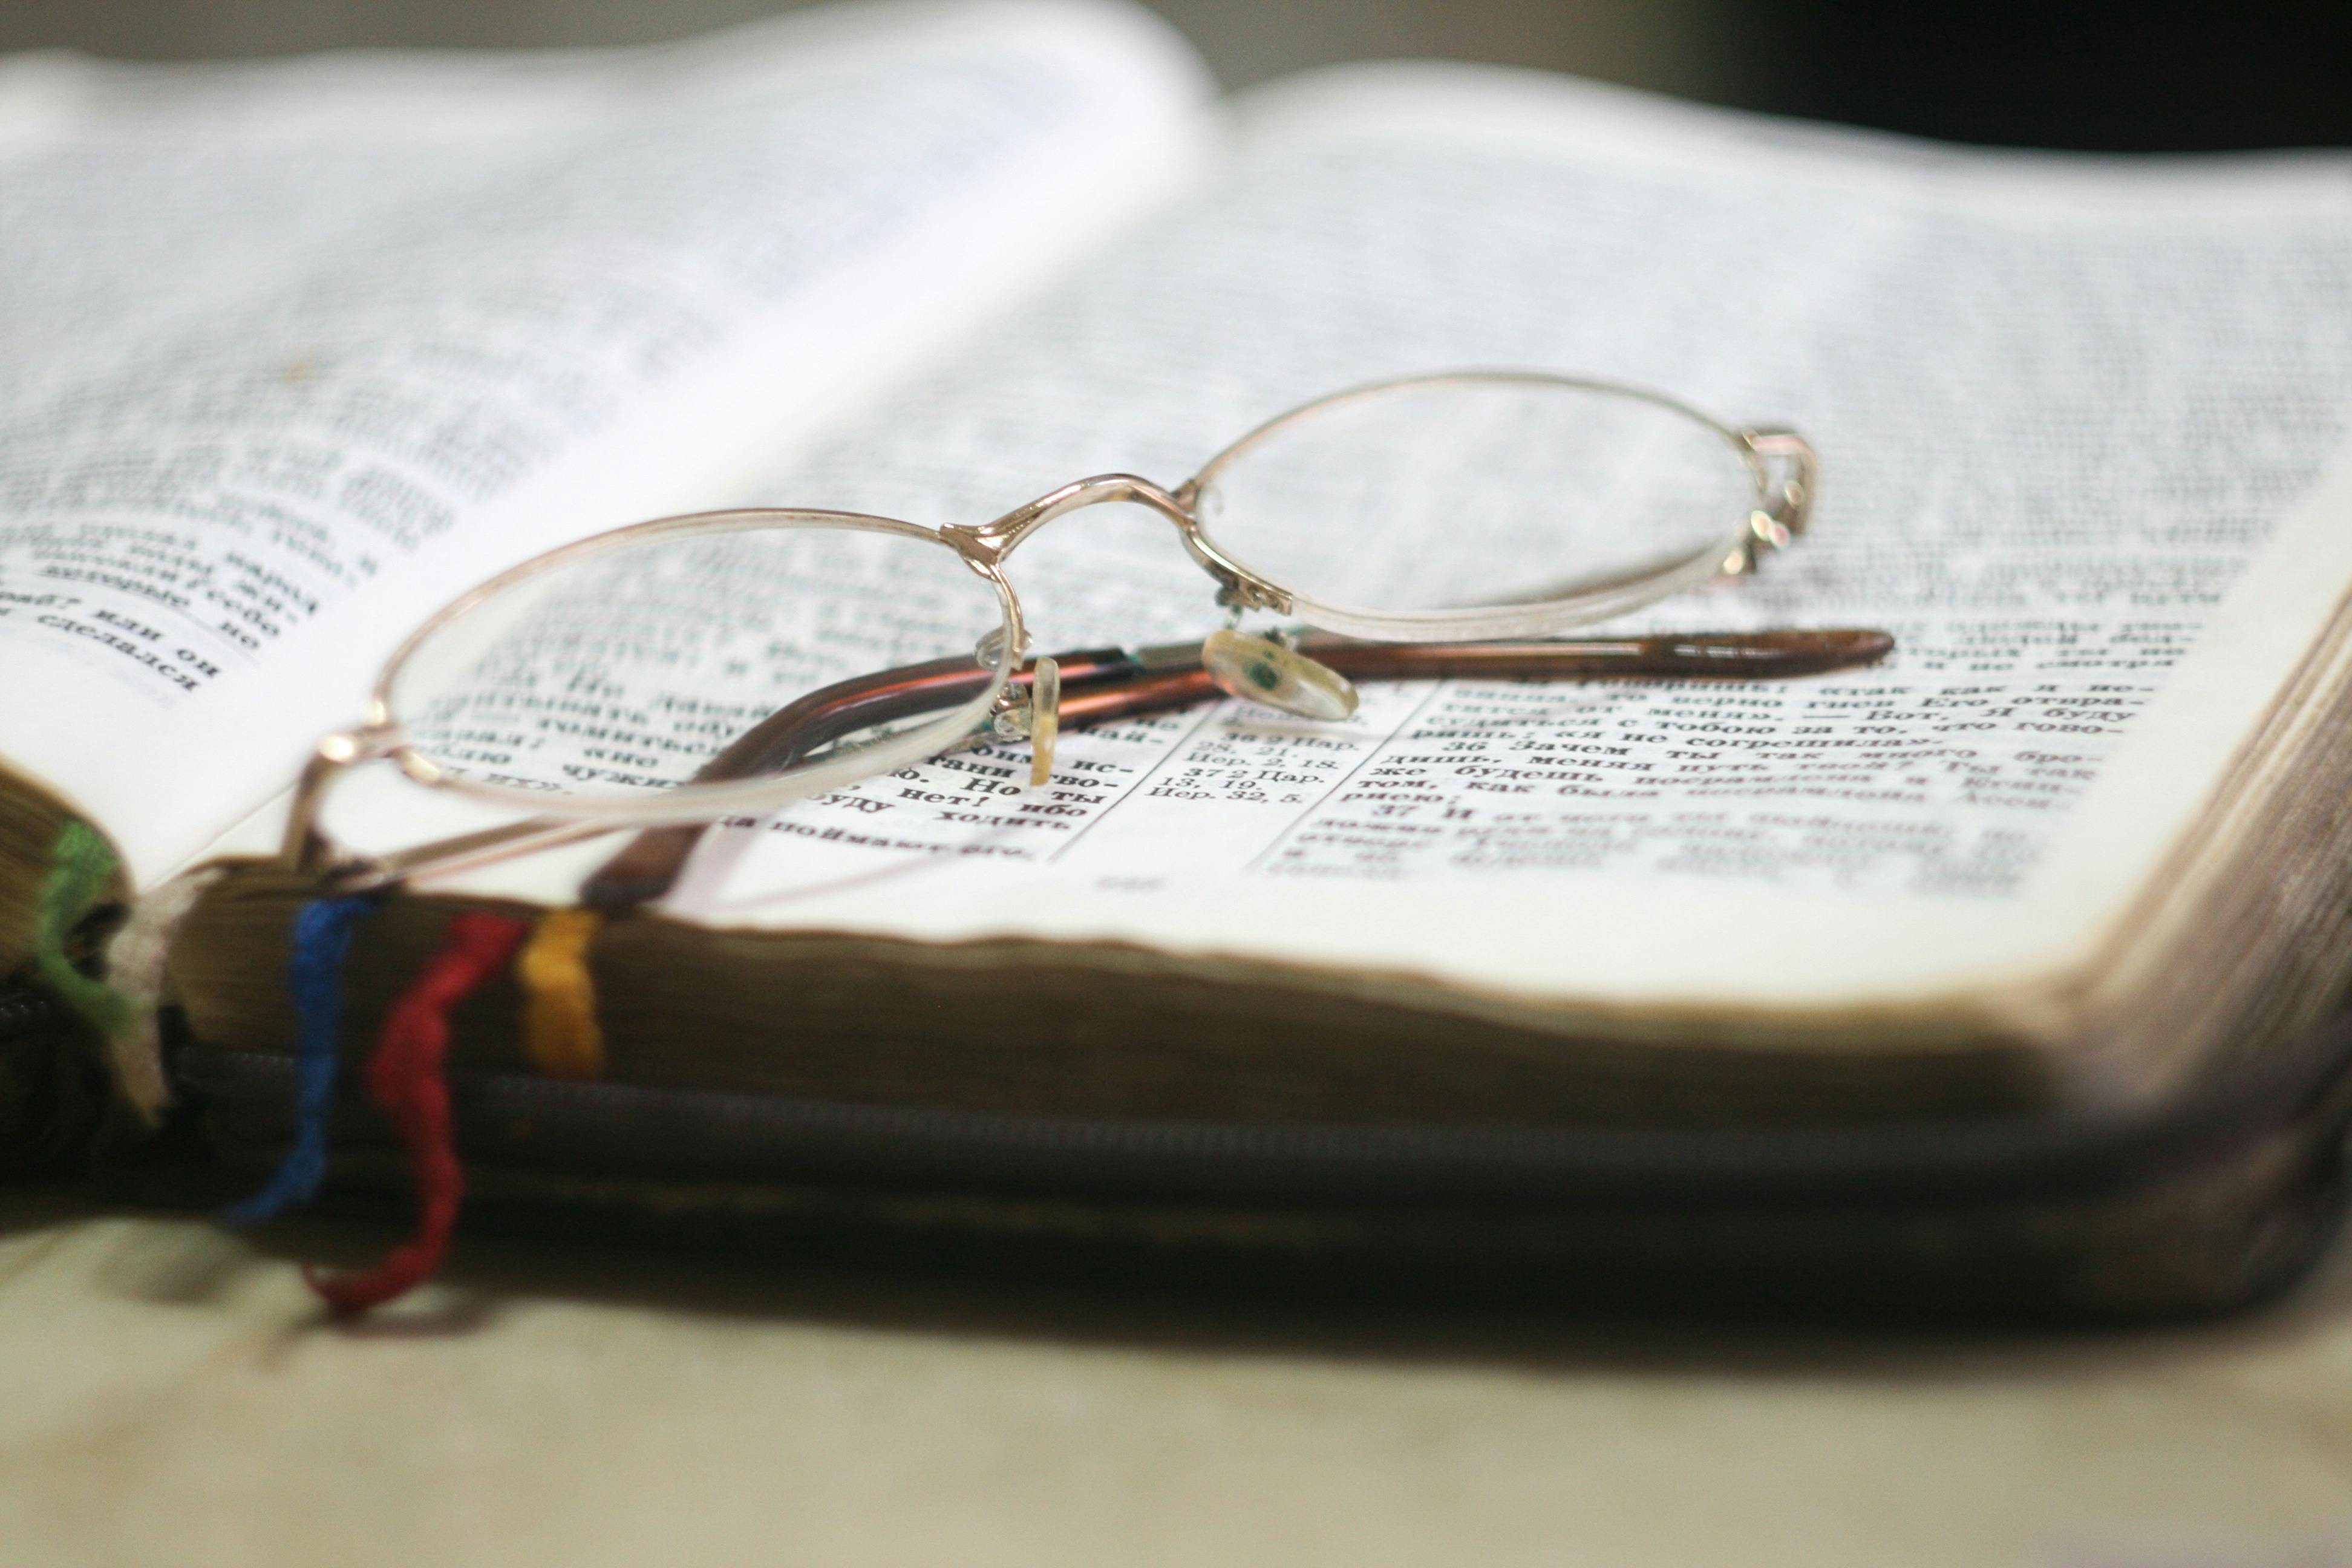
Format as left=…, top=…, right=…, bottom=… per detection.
left=939, top=473, right=1293, bottom=616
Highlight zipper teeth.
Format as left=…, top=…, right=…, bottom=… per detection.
left=0, top=988, right=60, bottom=1041
left=183, top=1019, right=2352, bottom=1208
left=488, top=1060, right=2329, bottom=1191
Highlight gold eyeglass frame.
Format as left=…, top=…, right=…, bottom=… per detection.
left=281, top=370, right=1820, bottom=894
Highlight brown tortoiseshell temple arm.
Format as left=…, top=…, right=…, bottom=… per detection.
left=578, top=627, right=1893, bottom=910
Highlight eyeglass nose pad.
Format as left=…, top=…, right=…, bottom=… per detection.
left=1201, top=629, right=1359, bottom=721
left=1027, top=656, right=1060, bottom=786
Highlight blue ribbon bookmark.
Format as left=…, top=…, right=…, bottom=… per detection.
left=221, top=894, right=374, bottom=1226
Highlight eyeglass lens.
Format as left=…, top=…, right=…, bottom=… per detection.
left=385, top=520, right=1010, bottom=806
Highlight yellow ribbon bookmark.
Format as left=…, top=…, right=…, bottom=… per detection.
left=517, top=908, right=606, bottom=1080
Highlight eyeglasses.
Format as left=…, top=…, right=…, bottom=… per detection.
left=279, top=370, right=1878, bottom=906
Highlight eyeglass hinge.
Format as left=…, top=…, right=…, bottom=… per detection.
left=1741, top=428, right=1818, bottom=540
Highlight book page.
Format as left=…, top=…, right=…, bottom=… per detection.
left=0, top=0, right=1210, bottom=889
left=218, top=63, right=2352, bottom=1027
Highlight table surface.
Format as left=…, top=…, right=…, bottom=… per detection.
left=3, top=1189, right=2350, bottom=1567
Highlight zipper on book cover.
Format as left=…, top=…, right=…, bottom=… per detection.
left=177, top=1011, right=2352, bottom=1211
left=0, top=988, right=60, bottom=1040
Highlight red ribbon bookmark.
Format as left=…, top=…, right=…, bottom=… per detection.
left=307, top=911, right=529, bottom=1318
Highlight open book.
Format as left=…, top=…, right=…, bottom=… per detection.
left=7, top=0, right=2352, bottom=1170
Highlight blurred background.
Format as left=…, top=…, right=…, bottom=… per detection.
left=2, top=0, right=2347, bottom=152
